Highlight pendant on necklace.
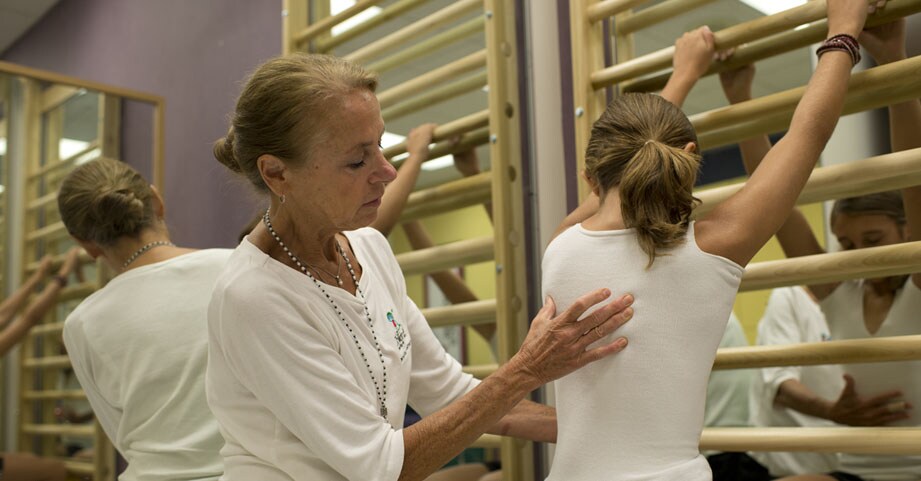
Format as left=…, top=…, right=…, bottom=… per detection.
left=337, top=278, right=343, bottom=287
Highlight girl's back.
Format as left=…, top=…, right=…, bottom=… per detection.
left=543, top=224, right=741, bottom=480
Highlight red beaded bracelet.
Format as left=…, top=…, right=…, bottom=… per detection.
left=816, top=33, right=861, bottom=66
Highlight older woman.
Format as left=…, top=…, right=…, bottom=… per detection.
left=59, top=157, right=228, bottom=480
left=208, top=53, right=634, bottom=481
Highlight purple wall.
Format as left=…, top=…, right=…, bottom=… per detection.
left=2, top=0, right=281, bottom=247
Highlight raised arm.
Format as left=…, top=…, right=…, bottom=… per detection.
left=0, top=256, right=52, bottom=329
left=372, top=123, right=437, bottom=236
left=0, top=248, right=81, bottom=356
left=660, top=26, right=716, bottom=107
left=718, top=61, right=833, bottom=296
left=860, top=19, right=921, bottom=289
left=696, top=0, right=870, bottom=267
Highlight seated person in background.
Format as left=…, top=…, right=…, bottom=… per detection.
left=727, top=18, right=921, bottom=481
left=59, top=157, right=229, bottom=481
left=748, top=287, right=844, bottom=477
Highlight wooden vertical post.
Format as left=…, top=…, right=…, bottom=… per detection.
left=570, top=0, right=608, bottom=201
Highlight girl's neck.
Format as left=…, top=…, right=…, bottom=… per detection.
left=582, top=189, right=627, bottom=231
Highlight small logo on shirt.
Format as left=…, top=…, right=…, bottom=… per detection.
left=387, top=310, right=410, bottom=361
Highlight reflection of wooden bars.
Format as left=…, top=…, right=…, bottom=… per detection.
left=64, top=461, right=95, bottom=476
left=700, top=427, right=921, bottom=455
left=29, top=322, right=65, bottom=336
left=740, top=241, right=921, bottom=292
left=25, top=221, right=66, bottom=243
left=381, top=71, right=487, bottom=121
left=345, top=0, right=480, bottom=64
left=695, top=148, right=921, bottom=217
left=23, top=390, right=87, bottom=400
left=396, top=236, right=494, bottom=276
left=23, top=424, right=95, bottom=437
left=367, top=17, right=484, bottom=74
left=27, top=141, right=99, bottom=180
left=400, top=172, right=491, bottom=223
left=382, top=110, right=489, bottom=159
left=422, top=299, right=496, bottom=328
left=22, top=356, right=71, bottom=369
left=616, top=0, right=716, bottom=34
left=714, top=335, right=921, bottom=370
left=691, top=56, right=921, bottom=135
left=376, top=50, right=487, bottom=108
left=315, top=0, right=429, bottom=52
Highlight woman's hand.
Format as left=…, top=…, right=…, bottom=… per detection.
left=859, top=18, right=906, bottom=65
left=827, top=374, right=912, bottom=426
left=406, top=123, right=437, bottom=161
left=826, top=0, right=875, bottom=38
left=510, top=289, right=633, bottom=388
left=673, top=26, right=716, bottom=82
left=718, top=61, right=755, bottom=105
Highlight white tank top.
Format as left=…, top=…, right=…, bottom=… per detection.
left=543, top=223, right=743, bottom=481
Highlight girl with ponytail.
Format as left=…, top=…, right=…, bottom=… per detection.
left=544, top=2, right=877, bottom=480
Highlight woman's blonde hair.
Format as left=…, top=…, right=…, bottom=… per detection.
left=585, top=93, right=701, bottom=267
left=58, top=157, right=156, bottom=245
left=214, top=53, right=378, bottom=191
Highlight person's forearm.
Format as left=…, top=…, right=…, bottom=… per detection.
left=0, top=270, right=44, bottom=327
left=0, top=280, right=64, bottom=356
left=488, top=399, right=556, bottom=443
left=774, top=379, right=833, bottom=420
left=400, top=361, right=535, bottom=481
left=660, top=72, right=699, bottom=108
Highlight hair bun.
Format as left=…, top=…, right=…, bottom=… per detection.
left=214, top=128, right=242, bottom=173
left=90, top=188, right=148, bottom=240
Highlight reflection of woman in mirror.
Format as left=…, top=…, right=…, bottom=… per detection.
left=58, top=157, right=229, bottom=480
left=0, top=249, right=79, bottom=481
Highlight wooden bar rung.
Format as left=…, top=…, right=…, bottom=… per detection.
left=471, top=434, right=503, bottom=448
left=63, top=460, right=95, bottom=475
left=587, top=0, right=650, bottom=22
left=367, top=17, right=484, bottom=75
left=396, top=236, right=494, bottom=276
left=422, top=299, right=496, bottom=328
left=400, top=171, right=492, bottom=222
left=25, top=221, right=67, bottom=243
left=616, top=0, right=717, bottom=34
left=292, top=0, right=385, bottom=45
left=715, top=334, right=921, bottom=370
left=345, top=0, right=481, bottom=65
left=381, top=71, right=488, bottom=121
left=701, top=427, right=921, bottom=455
left=29, top=322, right=65, bottom=336
left=23, top=389, right=86, bottom=401
left=383, top=110, right=489, bottom=160
left=377, top=50, right=487, bottom=109
left=22, top=423, right=94, bottom=437
left=28, top=141, right=99, bottom=180
left=25, top=251, right=94, bottom=273
left=695, top=147, right=921, bottom=217
left=27, top=191, right=58, bottom=212
left=23, top=355, right=71, bottom=369
left=740, top=240, right=921, bottom=292
left=315, top=0, right=430, bottom=52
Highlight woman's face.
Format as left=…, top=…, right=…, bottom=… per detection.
left=831, top=213, right=909, bottom=287
left=287, top=89, right=397, bottom=232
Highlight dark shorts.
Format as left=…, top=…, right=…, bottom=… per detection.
left=707, top=452, right=774, bottom=481
left=828, top=472, right=866, bottom=481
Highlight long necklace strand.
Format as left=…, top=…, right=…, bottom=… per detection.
left=262, top=209, right=388, bottom=419
left=122, top=240, right=174, bottom=268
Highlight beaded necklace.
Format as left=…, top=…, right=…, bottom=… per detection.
left=122, top=240, right=174, bottom=268
left=262, top=210, right=388, bottom=419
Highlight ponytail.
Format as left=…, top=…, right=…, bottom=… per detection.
left=620, top=140, right=700, bottom=267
